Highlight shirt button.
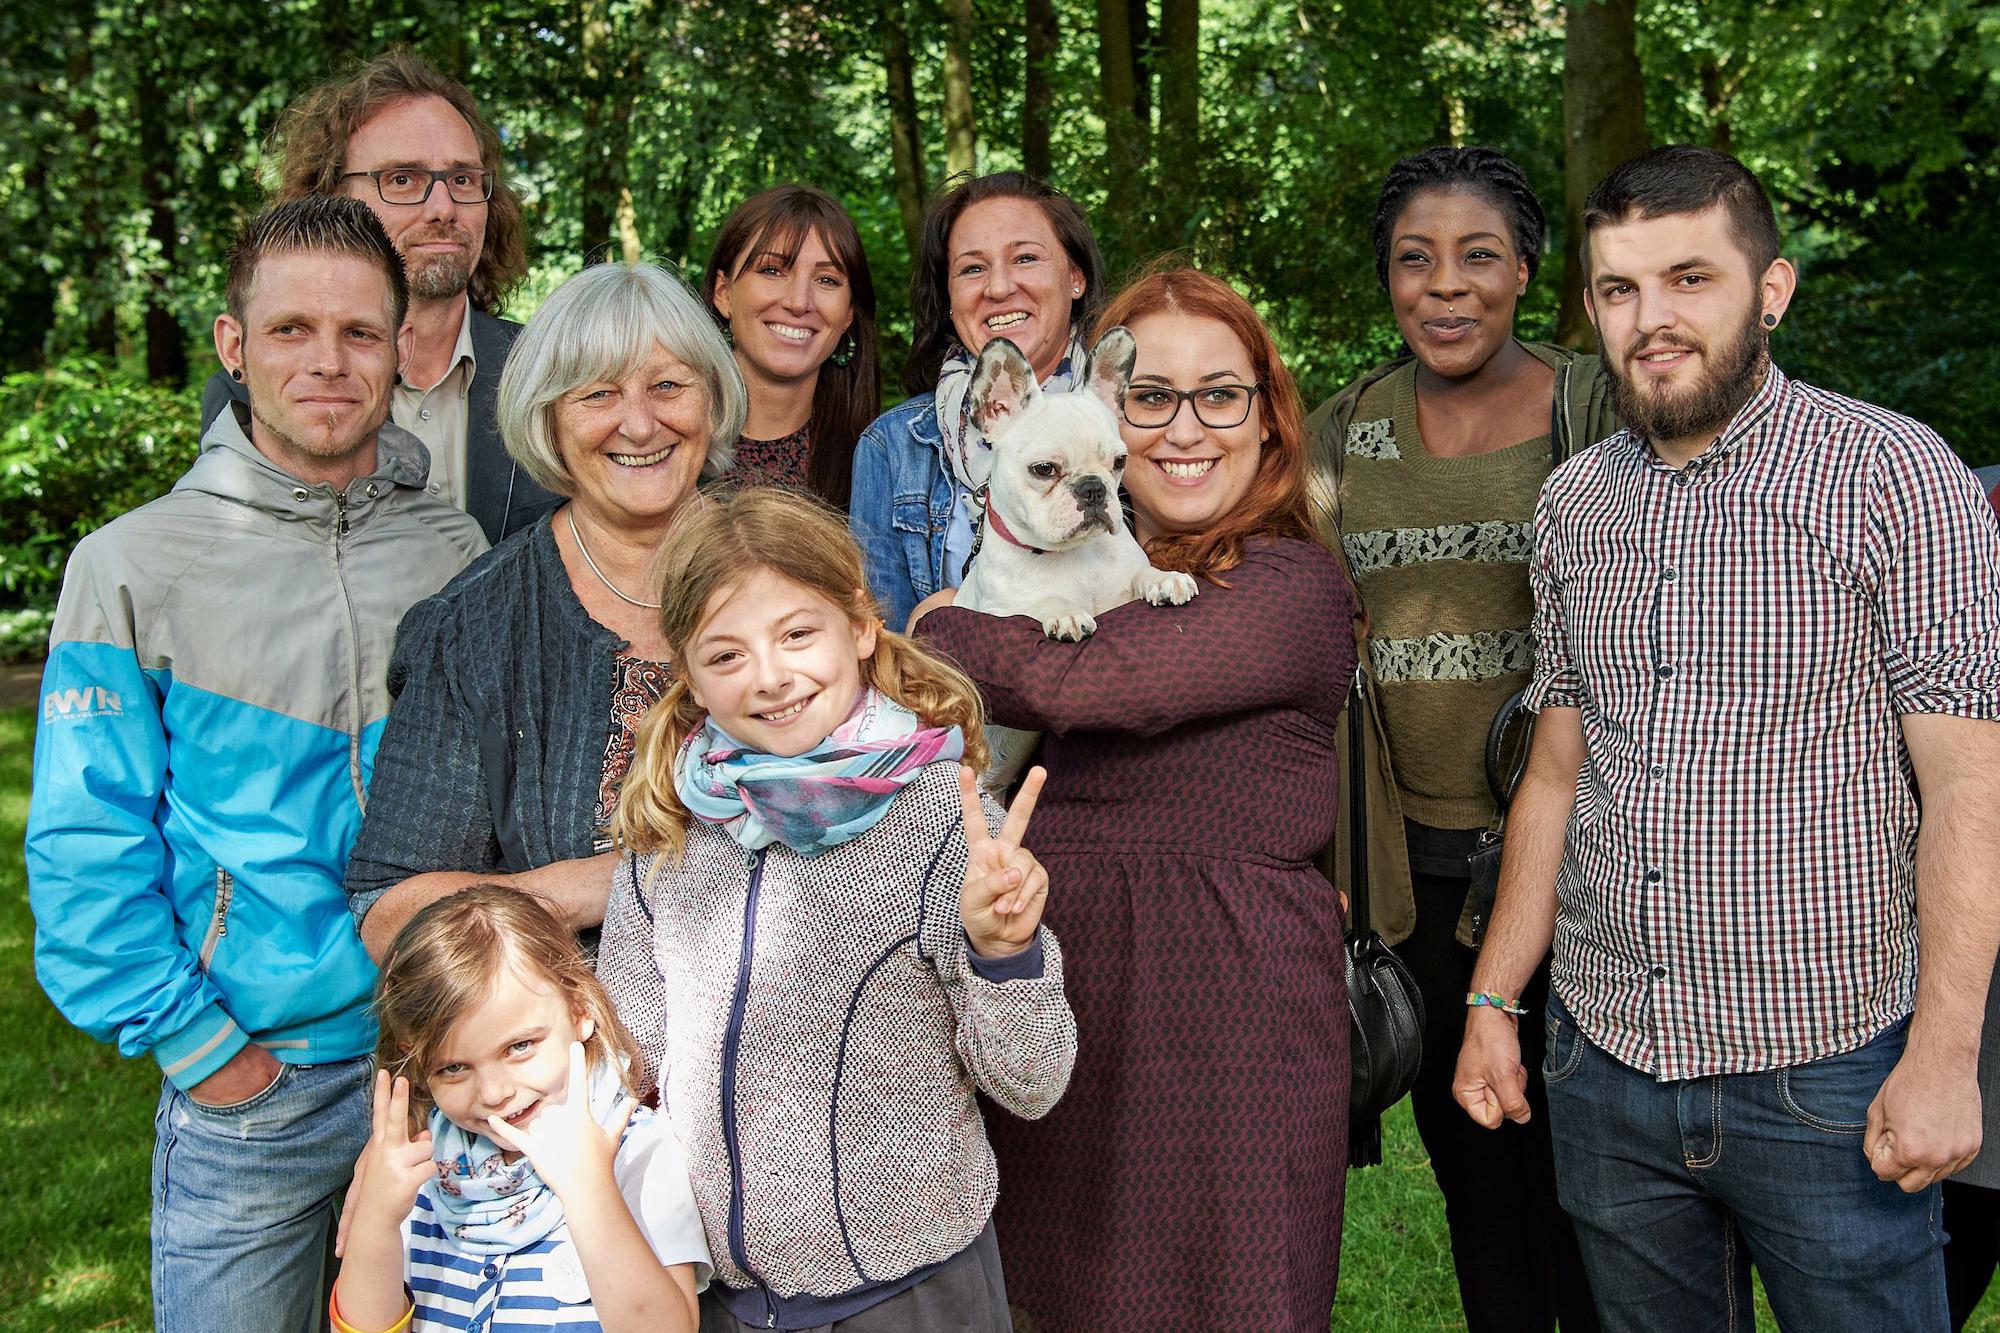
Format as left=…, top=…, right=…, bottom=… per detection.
left=1650, top=964, right=1669, bottom=979
left=1657, top=663, right=1676, bottom=680
left=1643, top=867, right=1662, bottom=885
left=428, top=482, right=442, bottom=495
left=1648, top=763, right=1666, bottom=780
left=420, top=408, right=433, bottom=421
left=482, top=1263, right=498, bottom=1278
left=1673, top=472, right=1691, bottom=488
left=1661, top=566, right=1678, bottom=582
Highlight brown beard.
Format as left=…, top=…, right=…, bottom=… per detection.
left=402, top=226, right=476, bottom=301
left=1606, top=302, right=1768, bottom=448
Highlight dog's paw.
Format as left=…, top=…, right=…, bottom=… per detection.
left=1042, top=611, right=1097, bottom=641
left=1140, top=570, right=1200, bottom=606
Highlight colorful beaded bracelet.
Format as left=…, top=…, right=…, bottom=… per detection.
left=1465, top=991, right=1529, bottom=1016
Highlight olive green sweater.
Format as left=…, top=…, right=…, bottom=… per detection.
left=1340, top=362, right=1548, bottom=827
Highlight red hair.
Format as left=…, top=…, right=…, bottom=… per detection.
left=1092, top=263, right=1320, bottom=579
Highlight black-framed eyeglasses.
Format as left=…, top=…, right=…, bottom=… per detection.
left=1121, top=382, right=1262, bottom=430
left=340, top=167, right=495, bottom=206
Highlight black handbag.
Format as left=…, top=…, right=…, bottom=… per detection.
left=1460, top=688, right=1536, bottom=948
left=1343, top=665, right=1426, bottom=1168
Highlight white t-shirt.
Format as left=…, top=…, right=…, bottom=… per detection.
left=403, top=1108, right=712, bottom=1330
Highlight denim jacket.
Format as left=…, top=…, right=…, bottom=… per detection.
left=850, top=394, right=968, bottom=629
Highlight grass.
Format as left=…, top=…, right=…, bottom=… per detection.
left=0, top=702, right=1994, bottom=1331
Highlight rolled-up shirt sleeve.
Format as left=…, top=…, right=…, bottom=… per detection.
left=1523, top=482, right=1583, bottom=714
left=1863, top=430, right=2000, bottom=720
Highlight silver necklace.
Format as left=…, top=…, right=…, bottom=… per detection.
left=567, top=509, right=661, bottom=610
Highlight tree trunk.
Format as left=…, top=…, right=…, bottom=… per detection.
left=1127, top=0, right=1152, bottom=130
left=135, top=39, right=186, bottom=384
left=1096, top=0, right=1146, bottom=251
left=65, top=19, right=116, bottom=359
left=1557, top=0, right=1649, bottom=350
left=578, top=0, right=616, bottom=262
left=1024, top=0, right=1057, bottom=180
left=942, top=0, right=977, bottom=178
left=1157, top=0, right=1197, bottom=219
left=883, top=1, right=927, bottom=263
left=1701, top=57, right=1735, bottom=156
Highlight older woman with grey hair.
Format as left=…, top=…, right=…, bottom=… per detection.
left=345, top=262, right=746, bottom=954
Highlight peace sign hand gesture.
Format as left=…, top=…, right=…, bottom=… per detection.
left=482, top=1041, right=636, bottom=1205
left=349, top=1070, right=437, bottom=1236
left=959, top=765, right=1051, bottom=961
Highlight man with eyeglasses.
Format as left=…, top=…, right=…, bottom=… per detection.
left=200, top=50, right=554, bottom=542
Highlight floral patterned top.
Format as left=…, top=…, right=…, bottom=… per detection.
left=592, top=654, right=675, bottom=851
left=720, top=421, right=813, bottom=491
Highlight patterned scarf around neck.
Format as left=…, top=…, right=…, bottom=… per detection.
left=932, top=331, right=1091, bottom=491
left=674, top=687, right=963, bottom=858
left=426, top=1057, right=629, bottom=1257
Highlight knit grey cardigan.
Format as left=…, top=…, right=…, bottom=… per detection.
left=597, top=760, right=1077, bottom=1324
left=344, top=514, right=623, bottom=922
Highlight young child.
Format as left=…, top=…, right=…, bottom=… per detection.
left=595, top=488, right=1078, bottom=1331
left=332, top=887, right=711, bottom=1333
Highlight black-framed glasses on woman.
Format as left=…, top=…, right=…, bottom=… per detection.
left=340, top=167, right=496, bottom=206
left=1121, top=382, right=1262, bottom=430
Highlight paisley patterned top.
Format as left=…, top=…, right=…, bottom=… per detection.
left=592, top=654, right=675, bottom=851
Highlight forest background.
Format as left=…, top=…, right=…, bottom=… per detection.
left=1, top=0, right=1996, bottom=649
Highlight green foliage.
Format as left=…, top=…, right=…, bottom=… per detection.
left=0, top=359, right=200, bottom=624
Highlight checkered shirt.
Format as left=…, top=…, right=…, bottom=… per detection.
left=1525, top=365, right=2000, bottom=1080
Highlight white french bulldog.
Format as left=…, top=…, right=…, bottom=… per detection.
left=954, top=326, right=1199, bottom=789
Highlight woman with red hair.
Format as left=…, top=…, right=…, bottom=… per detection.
left=914, top=265, right=1358, bottom=1331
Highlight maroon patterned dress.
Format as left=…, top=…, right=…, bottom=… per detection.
left=917, top=537, right=1356, bottom=1332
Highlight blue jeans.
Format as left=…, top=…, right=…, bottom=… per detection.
left=1543, top=996, right=1946, bottom=1331
left=151, top=1056, right=371, bottom=1333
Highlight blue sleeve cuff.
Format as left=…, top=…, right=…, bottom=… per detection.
left=153, top=1003, right=250, bottom=1091
left=965, top=931, right=1046, bottom=982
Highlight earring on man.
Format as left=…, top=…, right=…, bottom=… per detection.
left=230, top=368, right=244, bottom=381
left=1763, top=313, right=1778, bottom=328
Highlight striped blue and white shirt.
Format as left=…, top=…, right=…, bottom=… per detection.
left=1525, top=365, right=2000, bottom=1081
left=405, top=1110, right=711, bottom=1331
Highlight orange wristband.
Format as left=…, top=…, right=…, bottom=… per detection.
left=329, top=1287, right=414, bottom=1333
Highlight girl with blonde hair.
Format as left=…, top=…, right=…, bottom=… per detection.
left=333, top=885, right=710, bottom=1333
left=597, top=488, right=1077, bottom=1331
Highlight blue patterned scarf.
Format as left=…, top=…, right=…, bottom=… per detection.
left=426, top=1059, right=629, bottom=1256
left=674, top=688, right=963, bottom=857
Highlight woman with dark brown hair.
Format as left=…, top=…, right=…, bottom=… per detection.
left=850, top=171, right=1107, bottom=629
left=912, top=265, right=1358, bottom=1331
left=702, top=185, right=880, bottom=506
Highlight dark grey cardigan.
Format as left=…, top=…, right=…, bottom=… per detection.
left=344, top=513, right=626, bottom=923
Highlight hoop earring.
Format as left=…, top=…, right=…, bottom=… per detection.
left=230, top=368, right=244, bottom=382
left=829, top=332, right=857, bottom=368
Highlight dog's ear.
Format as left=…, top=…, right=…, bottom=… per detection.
left=1084, top=326, right=1136, bottom=416
left=967, top=338, right=1039, bottom=444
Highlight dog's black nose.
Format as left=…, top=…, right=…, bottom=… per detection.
left=1072, top=475, right=1108, bottom=509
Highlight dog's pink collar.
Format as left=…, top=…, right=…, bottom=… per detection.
left=985, top=504, right=1047, bottom=556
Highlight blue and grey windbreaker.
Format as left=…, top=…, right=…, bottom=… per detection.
left=26, top=407, right=487, bottom=1090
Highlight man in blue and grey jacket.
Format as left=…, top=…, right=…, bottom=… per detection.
left=27, top=195, right=486, bottom=1331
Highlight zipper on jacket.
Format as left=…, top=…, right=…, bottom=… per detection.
left=197, top=869, right=235, bottom=971
left=328, top=485, right=368, bottom=808
left=720, top=849, right=777, bottom=1321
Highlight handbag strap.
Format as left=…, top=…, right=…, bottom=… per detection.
left=1346, top=664, right=1370, bottom=934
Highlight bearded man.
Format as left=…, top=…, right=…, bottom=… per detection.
left=1452, top=145, right=2000, bottom=1331
left=200, top=50, right=552, bottom=541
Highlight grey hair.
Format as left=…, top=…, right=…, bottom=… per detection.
left=497, top=262, right=748, bottom=497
